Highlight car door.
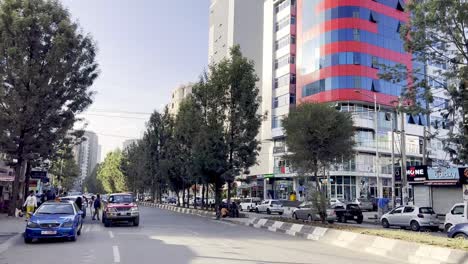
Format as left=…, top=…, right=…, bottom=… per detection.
left=450, top=204, right=465, bottom=225
left=387, top=207, right=403, bottom=225
left=401, top=206, right=416, bottom=227
left=297, top=202, right=311, bottom=220
left=260, top=201, right=268, bottom=212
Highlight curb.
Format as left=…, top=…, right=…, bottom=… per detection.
left=139, top=202, right=216, bottom=218
left=0, top=233, right=21, bottom=255
left=226, top=217, right=468, bottom=264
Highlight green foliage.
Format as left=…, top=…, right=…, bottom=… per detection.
left=97, top=150, right=127, bottom=193
left=380, top=0, right=468, bottom=164
left=84, top=163, right=104, bottom=194
left=283, top=103, right=355, bottom=220
left=0, top=0, right=98, bottom=215
left=49, top=157, right=80, bottom=191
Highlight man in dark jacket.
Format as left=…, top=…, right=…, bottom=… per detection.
left=92, top=194, right=101, bottom=221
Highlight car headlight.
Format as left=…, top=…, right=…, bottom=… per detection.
left=27, top=221, right=40, bottom=228
left=106, top=207, right=117, bottom=213
left=130, top=206, right=139, bottom=212
left=62, top=221, right=74, bottom=228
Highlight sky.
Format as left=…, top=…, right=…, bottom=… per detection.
left=61, top=0, right=210, bottom=162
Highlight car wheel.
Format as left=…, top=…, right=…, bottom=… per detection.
left=133, top=217, right=140, bottom=227
left=267, top=209, right=271, bottom=215
left=104, top=219, right=111, bottom=227
left=327, top=220, right=334, bottom=224
left=24, top=237, right=32, bottom=244
left=247, top=206, right=251, bottom=211
left=411, top=220, right=420, bottom=232
left=240, top=207, right=243, bottom=212
left=307, top=215, right=313, bottom=222
left=292, top=213, right=298, bottom=220
left=356, top=216, right=363, bottom=224
left=70, top=231, right=77, bottom=242
left=255, top=208, right=259, bottom=214
left=340, top=215, right=347, bottom=223
left=444, top=224, right=453, bottom=232
left=454, top=233, right=468, bottom=239
left=382, top=218, right=390, bottom=228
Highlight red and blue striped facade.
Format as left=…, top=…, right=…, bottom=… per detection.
left=296, top=0, right=410, bottom=107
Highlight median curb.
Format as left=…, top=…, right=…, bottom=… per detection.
left=139, top=202, right=216, bottom=218
left=225, top=217, right=468, bottom=264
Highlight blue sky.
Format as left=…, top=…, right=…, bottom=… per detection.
left=61, top=0, right=210, bottom=161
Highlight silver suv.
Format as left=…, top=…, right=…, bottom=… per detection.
left=381, top=206, right=439, bottom=231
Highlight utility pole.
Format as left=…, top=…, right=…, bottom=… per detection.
left=400, top=98, right=408, bottom=205
left=422, top=126, right=427, bottom=165
left=390, top=111, right=396, bottom=208
left=373, top=93, right=381, bottom=199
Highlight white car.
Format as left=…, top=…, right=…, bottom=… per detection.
left=444, top=203, right=466, bottom=232
left=381, top=206, right=439, bottom=231
left=239, top=197, right=261, bottom=212
left=255, top=200, right=284, bottom=215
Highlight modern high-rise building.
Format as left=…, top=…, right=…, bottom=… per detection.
left=76, top=131, right=99, bottom=180
left=209, top=0, right=268, bottom=186
left=169, top=83, right=194, bottom=116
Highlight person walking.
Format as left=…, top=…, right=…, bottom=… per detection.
left=23, top=191, right=37, bottom=220
left=92, top=194, right=101, bottom=221
left=90, top=195, right=95, bottom=216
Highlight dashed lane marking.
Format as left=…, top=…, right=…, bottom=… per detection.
left=112, top=246, right=120, bottom=263
left=109, top=231, right=114, bottom=239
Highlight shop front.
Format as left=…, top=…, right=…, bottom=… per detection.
left=264, top=174, right=294, bottom=200
left=238, top=175, right=264, bottom=199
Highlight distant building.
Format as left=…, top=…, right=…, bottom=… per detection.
left=169, top=83, right=194, bottom=116
left=75, top=131, right=99, bottom=180
left=122, top=139, right=138, bottom=150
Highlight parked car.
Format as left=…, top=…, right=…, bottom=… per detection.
left=333, top=203, right=363, bottom=224
left=239, top=197, right=261, bottom=212
left=24, top=201, right=83, bottom=243
left=255, top=200, right=284, bottom=215
left=354, top=197, right=374, bottom=211
left=166, top=197, right=177, bottom=204
left=102, top=193, right=139, bottom=227
left=292, top=201, right=336, bottom=223
left=381, top=206, right=439, bottom=231
left=447, top=223, right=468, bottom=239
left=330, top=198, right=345, bottom=207
left=444, top=203, right=466, bottom=232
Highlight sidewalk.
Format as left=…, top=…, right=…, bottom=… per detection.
left=0, top=213, right=25, bottom=254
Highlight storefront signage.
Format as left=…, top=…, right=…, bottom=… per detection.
left=263, top=174, right=274, bottom=179
left=458, top=168, right=468, bottom=184
left=30, top=170, right=47, bottom=179
left=394, top=165, right=428, bottom=182
left=427, top=167, right=459, bottom=180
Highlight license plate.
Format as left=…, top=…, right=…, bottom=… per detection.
left=41, top=230, right=57, bottom=235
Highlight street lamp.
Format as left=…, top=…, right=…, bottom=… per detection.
left=354, top=90, right=381, bottom=199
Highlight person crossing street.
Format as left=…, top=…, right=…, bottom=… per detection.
left=23, top=191, right=37, bottom=220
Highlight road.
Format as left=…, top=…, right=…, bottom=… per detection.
left=0, top=207, right=398, bottom=264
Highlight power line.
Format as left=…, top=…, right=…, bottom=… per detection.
left=87, top=109, right=152, bottom=115
left=79, top=113, right=148, bottom=120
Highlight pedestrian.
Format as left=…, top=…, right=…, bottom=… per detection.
left=230, top=201, right=239, bottom=218
left=92, top=194, right=101, bottom=221
left=40, top=190, right=46, bottom=204
left=90, top=195, right=95, bottom=216
left=23, top=190, right=37, bottom=221
left=75, top=196, right=83, bottom=211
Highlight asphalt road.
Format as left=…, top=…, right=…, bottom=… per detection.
left=0, top=207, right=399, bottom=264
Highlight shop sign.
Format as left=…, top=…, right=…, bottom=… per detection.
left=30, top=170, right=47, bottom=179
left=427, top=167, right=459, bottom=180
left=395, top=165, right=428, bottom=182
left=263, top=174, right=274, bottom=179
left=459, top=168, right=468, bottom=184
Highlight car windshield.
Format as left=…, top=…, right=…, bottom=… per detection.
left=271, top=201, right=282, bottom=205
left=36, top=204, right=74, bottom=215
left=347, top=204, right=360, bottom=210
left=109, top=195, right=133, bottom=203
left=419, top=207, right=435, bottom=214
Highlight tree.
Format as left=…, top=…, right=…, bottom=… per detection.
left=221, top=46, right=262, bottom=202
left=0, top=0, right=98, bottom=215
left=174, top=97, right=202, bottom=207
left=84, top=163, right=104, bottom=194
left=98, top=150, right=127, bottom=193
left=282, top=103, right=355, bottom=221
left=380, top=0, right=468, bottom=164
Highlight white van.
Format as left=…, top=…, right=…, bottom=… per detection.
left=239, top=197, right=261, bottom=212
left=444, top=203, right=467, bottom=231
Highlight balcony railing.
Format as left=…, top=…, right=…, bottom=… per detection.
left=273, top=146, right=286, bottom=154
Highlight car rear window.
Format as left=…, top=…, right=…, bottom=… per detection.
left=271, top=201, right=282, bottom=205
left=419, top=207, right=435, bottom=214
left=347, top=204, right=360, bottom=210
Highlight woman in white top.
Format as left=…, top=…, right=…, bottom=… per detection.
left=23, top=190, right=37, bottom=220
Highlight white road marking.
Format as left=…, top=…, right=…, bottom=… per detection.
left=109, top=231, right=114, bottom=238
left=112, top=245, right=120, bottom=263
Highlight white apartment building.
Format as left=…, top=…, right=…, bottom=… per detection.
left=169, top=83, right=194, bottom=116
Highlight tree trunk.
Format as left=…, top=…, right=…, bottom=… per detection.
left=201, top=183, right=205, bottom=209
left=215, top=178, right=222, bottom=219
left=176, top=191, right=180, bottom=207
left=193, top=183, right=197, bottom=209
left=181, top=189, right=185, bottom=207
left=9, top=136, right=25, bottom=216
left=23, top=162, right=32, bottom=201
left=227, top=181, right=231, bottom=204
left=206, top=184, right=210, bottom=210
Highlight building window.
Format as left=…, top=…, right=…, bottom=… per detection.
left=369, top=12, right=377, bottom=23
left=274, top=74, right=290, bottom=89
left=353, top=53, right=361, bottom=65
left=276, top=16, right=293, bottom=31
left=273, top=97, right=279, bottom=108
left=353, top=11, right=359, bottom=18
left=396, top=0, right=404, bottom=12
left=353, top=29, right=360, bottom=41
left=275, top=35, right=295, bottom=50
left=272, top=116, right=279, bottom=128
left=290, top=93, right=296, bottom=104
left=371, top=56, right=379, bottom=68
left=275, top=54, right=295, bottom=69
left=275, top=0, right=293, bottom=13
